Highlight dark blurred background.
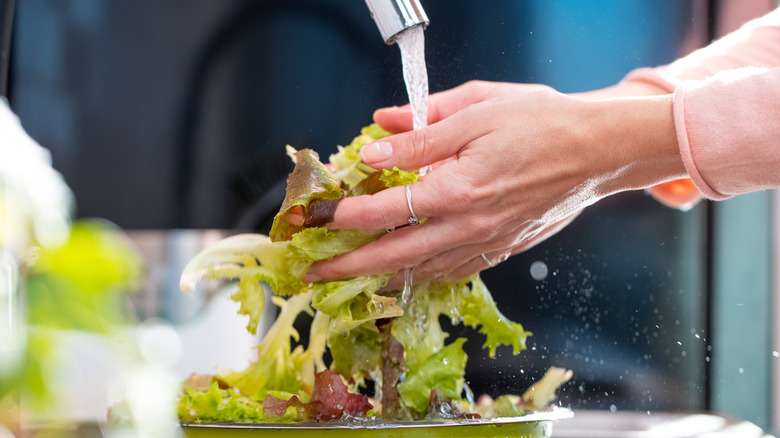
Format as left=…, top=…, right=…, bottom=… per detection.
left=5, top=0, right=720, bottom=417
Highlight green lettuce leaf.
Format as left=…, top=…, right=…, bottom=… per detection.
left=221, top=293, right=315, bottom=397
left=520, top=367, right=573, bottom=411
left=393, top=283, right=451, bottom=373
left=329, top=124, right=391, bottom=189
left=328, top=324, right=383, bottom=381
left=179, top=234, right=308, bottom=333
left=397, top=338, right=468, bottom=418
left=455, top=275, right=532, bottom=357
left=379, top=167, right=420, bottom=188
left=290, top=227, right=383, bottom=261
left=349, top=167, right=420, bottom=197
left=178, top=382, right=272, bottom=423
left=490, top=395, right=524, bottom=418
left=312, top=276, right=402, bottom=334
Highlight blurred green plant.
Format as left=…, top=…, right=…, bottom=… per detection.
left=1, top=99, right=144, bottom=424
left=0, top=219, right=144, bottom=406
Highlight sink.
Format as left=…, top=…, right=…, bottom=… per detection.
left=553, top=410, right=771, bottom=437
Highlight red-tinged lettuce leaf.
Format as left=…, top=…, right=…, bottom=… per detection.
left=348, top=171, right=388, bottom=197
left=263, top=370, right=372, bottom=421
left=270, top=149, right=344, bottom=242
left=302, top=199, right=341, bottom=228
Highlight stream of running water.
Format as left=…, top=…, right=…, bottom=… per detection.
left=394, top=25, right=429, bottom=305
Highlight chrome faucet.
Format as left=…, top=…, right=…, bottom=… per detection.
left=365, top=0, right=429, bottom=44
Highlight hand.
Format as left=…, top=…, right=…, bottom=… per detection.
left=303, top=81, right=685, bottom=286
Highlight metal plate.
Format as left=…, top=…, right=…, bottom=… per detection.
left=181, top=408, right=572, bottom=438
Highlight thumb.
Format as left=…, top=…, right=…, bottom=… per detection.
left=360, top=112, right=479, bottom=170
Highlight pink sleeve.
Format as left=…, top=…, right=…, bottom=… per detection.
left=625, top=7, right=780, bottom=92
left=673, top=67, right=780, bottom=200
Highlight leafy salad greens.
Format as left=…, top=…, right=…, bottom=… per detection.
left=178, top=124, right=571, bottom=423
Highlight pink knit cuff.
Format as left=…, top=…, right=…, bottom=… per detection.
left=672, top=86, right=728, bottom=200
left=622, top=67, right=680, bottom=93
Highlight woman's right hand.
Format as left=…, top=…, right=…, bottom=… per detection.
left=301, top=80, right=687, bottom=286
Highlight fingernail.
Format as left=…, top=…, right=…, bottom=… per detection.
left=302, top=273, right=321, bottom=283
left=361, top=142, right=393, bottom=164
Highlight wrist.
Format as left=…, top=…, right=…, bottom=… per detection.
left=582, top=94, right=687, bottom=196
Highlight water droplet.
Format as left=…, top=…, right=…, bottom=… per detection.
left=530, top=260, right=549, bottom=281
left=402, top=267, right=414, bottom=305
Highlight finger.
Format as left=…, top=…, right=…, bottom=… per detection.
left=441, top=247, right=520, bottom=284
left=286, top=206, right=304, bottom=225
left=373, top=85, right=472, bottom=133
left=373, top=105, right=414, bottom=134
left=374, top=81, right=506, bottom=134
left=444, top=255, right=496, bottom=283
left=382, top=237, right=520, bottom=289
left=306, top=218, right=472, bottom=281
left=327, top=167, right=461, bottom=231
left=361, top=110, right=488, bottom=170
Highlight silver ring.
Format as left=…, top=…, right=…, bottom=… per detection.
left=481, top=254, right=495, bottom=267
left=406, top=184, right=419, bottom=226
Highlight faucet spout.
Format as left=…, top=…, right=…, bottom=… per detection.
left=365, top=0, right=428, bottom=45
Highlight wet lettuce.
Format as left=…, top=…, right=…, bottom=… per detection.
left=328, top=124, right=391, bottom=189
left=270, top=149, right=343, bottom=242
left=178, top=124, right=568, bottom=422
left=474, top=367, right=574, bottom=418
left=397, top=338, right=468, bottom=417
left=220, top=293, right=318, bottom=397
left=178, top=382, right=270, bottom=423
